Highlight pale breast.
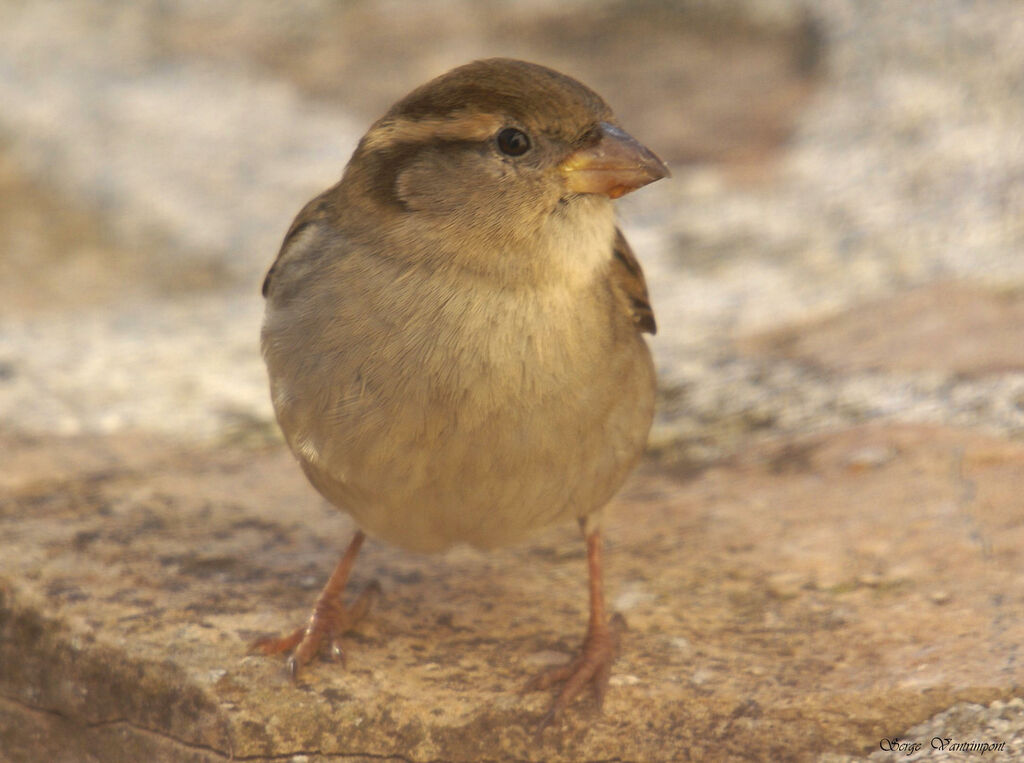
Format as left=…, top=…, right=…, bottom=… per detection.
left=263, top=233, right=655, bottom=552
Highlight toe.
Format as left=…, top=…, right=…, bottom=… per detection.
left=250, top=626, right=305, bottom=656
left=530, top=616, right=624, bottom=729
left=522, top=661, right=577, bottom=694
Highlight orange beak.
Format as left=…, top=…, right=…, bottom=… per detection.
left=559, top=122, right=670, bottom=199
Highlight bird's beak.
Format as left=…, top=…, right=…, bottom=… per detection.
left=559, top=122, right=670, bottom=199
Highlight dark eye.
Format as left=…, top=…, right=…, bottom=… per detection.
left=496, top=127, right=531, bottom=156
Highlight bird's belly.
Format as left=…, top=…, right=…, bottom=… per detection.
left=293, top=323, right=654, bottom=553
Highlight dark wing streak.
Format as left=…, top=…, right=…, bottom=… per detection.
left=609, top=227, right=657, bottom=335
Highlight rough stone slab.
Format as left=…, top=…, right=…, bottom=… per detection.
left=744, top=282, right=1024, bottom=376
left=2, top=425, right=1022, bottom=761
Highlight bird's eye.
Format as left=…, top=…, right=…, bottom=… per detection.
left=496, top=127, right=531, bottom=157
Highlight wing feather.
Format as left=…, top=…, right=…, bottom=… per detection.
left=609, top=228, right=657, bottom=335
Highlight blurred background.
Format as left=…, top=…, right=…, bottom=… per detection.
left=1, top=0, right=1022, bottom=465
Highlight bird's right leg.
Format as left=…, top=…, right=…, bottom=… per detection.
left=251, top=530, right=379, bottom=679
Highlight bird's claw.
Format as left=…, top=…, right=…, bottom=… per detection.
left=251, top=577, right=379, bottom=681
left=527, top=612, right=626, bottom=734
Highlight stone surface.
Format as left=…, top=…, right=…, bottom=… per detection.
left=2, top=424, right=1022, bottom=761
left=744, top=282, right=1024, bottom=376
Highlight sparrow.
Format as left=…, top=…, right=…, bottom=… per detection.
left=256, top=58, right=668, bottom=727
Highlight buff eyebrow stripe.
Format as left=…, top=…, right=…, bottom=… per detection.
left=362, top=112, right=502, bottom=151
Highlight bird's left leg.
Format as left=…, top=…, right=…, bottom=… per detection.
left=525, top=524, right=624, bottom=729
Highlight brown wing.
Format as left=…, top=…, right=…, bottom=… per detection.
left=261, top=193, right=335, bottom=298
left=610, top=227, right=657, bottom=335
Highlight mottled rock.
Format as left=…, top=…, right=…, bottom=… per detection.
left=746, top=283, right=1024, bottom=376
left=2, top=425, right=1021, bottom=760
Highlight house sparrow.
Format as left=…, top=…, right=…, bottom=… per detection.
left=257, top=58, right=668, bottom=726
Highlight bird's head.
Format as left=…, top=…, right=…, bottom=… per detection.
left=339, top=58, right=669, bottom=277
